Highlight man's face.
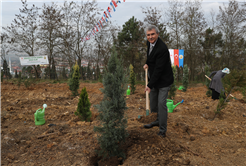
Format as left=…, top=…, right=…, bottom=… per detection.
left=146, top=29, right=159, bottom=44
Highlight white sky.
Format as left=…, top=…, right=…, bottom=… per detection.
left=1, top=0, right=246, bottom=29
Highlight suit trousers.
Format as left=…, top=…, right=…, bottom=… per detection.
left=150, top=86, right=170, bottom=133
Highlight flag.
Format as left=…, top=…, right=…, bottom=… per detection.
left=169, top=49, right=174, bottom=66
left=97, top=22, right=101, bottom=29
left=99, top=20, right=103, bottom=27
left=104, top=11, right=108, bottom=18
left=107, top=8, right=112, bottom=17
left=110, top=2, right=116, bottom=11
left=95, top=26, right=98, bottom=32
left=112, top=0, right=118, bottom=7
left=108, top=6, right=112, bottom=12
left=174, top=49, right=179, bottom=67
left=103, top=14, right=108, bottom=22
left=179, top=49, right=184, bottom=68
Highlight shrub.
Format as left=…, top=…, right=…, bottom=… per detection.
left=129, top=64, right=136, bottom=94
left=68, top=62, right=80, bottom=96
left=94, top=47, right=128, bottom=160
left=17, top=72, right=22, bottom=88
left=168, top=66, right=177, bottom=99
left=205, top=64, right=212, bottom=97
left=182, top=64, right=189, bottom=92
left=75, top=87, right=91, bottom=121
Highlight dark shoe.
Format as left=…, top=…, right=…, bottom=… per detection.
left=157, top=131, right=166, bottom=138
left=144, top=123, right=159, bottom=128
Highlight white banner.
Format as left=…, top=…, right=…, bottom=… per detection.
left=19, top=56, right=49, bottom=66
left=169, top=49, right=174, bottom=66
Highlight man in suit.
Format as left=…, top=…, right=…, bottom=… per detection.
left=143, top=25, right=174, bottom=138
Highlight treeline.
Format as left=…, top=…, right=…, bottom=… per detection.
left=1, top=0, right=246, bottom=82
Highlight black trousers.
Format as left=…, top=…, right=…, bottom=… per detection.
left=212, top=89, right=220, bottom=100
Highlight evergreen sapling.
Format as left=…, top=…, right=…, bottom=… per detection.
left=17, top=72, right=22, bottom=88
left=182, top=64, right=189, bottom=92
left=129, top=64, right=136, bottom=94
left=68, top=62, right=80, bottom=96
left=94, top=48, right=128, bottom=160
left=168, top=66, right=177, bottom=99
left=15, top=70, right=18, bottom=78
left=75, top=87, right=92, bottom=121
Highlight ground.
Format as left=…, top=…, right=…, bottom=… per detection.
left=1, top=81, right=246, bottom=166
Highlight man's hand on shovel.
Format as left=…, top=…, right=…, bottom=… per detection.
left=145, top=86, right=151, bottom=93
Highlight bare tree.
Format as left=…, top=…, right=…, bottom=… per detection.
left=3, top=0, right=40, bottom=78
left=93, top=24, right=119, bottom=75
left=166, top=0, right=185, bottom=49
left=216, top=0, right=246, bottom=69
left=38, top=2, right=64, bottom=79
left=58, top=1, right=77, bottom=70
left=182, top=0, right=207, bottom=81
left=71, top=1, right=100, bottom=75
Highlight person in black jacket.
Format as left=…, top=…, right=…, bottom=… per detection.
left=143, top=25, right=174, bottom=138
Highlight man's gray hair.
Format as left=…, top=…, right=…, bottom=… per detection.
left=145, top=25, right=160, bottom=34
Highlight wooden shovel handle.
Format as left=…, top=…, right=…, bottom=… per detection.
left=205, top=75, right=211, bottom=81
left=145, top=68, right=150, bottom=110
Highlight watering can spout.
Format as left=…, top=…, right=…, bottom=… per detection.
left=173, top=99, right=184, bottom=109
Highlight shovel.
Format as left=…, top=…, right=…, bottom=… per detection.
left=145, top=68, right=150, bottom=116
left=205, top=75, right=238, bottom=100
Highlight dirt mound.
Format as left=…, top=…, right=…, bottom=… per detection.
left=1, top=82, right=246, bottom=166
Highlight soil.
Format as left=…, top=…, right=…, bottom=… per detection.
left=1, top=81, right=246, bottom=166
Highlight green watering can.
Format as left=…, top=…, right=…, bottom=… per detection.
left=34, top=104, right=47, bottom=125
left=126, top=85, right=131, bottom=95
left=178, top=86, right=184, bottom=90
left=167, top=99, right=184, bottom=113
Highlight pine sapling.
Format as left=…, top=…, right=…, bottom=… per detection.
left=75, top=87, right=91, bottom=121
left=205, top=64, right=212, bottom=97
left=68, top=62, right=80, bottom=96
left=168, top=66, right=177, bottom=99
left=15, top=70, right=18, bottom=78
left=94, top=48, right=128, bottom=160
left=17, top=72, right=22, bottom=88
left=129, top=64, right=136, bottom=94
left=1, top=70, right=3, bottom=82
left=182, top=64, right=189, bottom=92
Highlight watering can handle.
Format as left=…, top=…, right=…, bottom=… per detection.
left=145, top=68, right=150, bottom=110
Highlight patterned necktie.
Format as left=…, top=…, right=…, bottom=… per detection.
left=149, top=45, right=154, bottom=55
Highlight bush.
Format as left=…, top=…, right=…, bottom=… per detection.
left=1, top=71, right=3, bottom=82
left=129, top=64, right=136, bottom=94
left=23, top=78, right=35, bottom=89
left=75, top=87, right=91, bottom=121
left=68, top=62, right=80, bottom=96
left=94, top=47, right=128, bottom=160
left=168, top=66, right=177, bottom=99
left=182, top=64, right=189, bottom=92
left=205, top=64, right=212, bottom=97
left=17, top=72, right=22, bottom=88
left=242, top=87, right=246, bottom=102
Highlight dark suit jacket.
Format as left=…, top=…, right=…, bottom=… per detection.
left=146, top=37, right=174, bottom=89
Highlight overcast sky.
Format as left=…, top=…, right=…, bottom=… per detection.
left=1, top=0, right=246, bottom=30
